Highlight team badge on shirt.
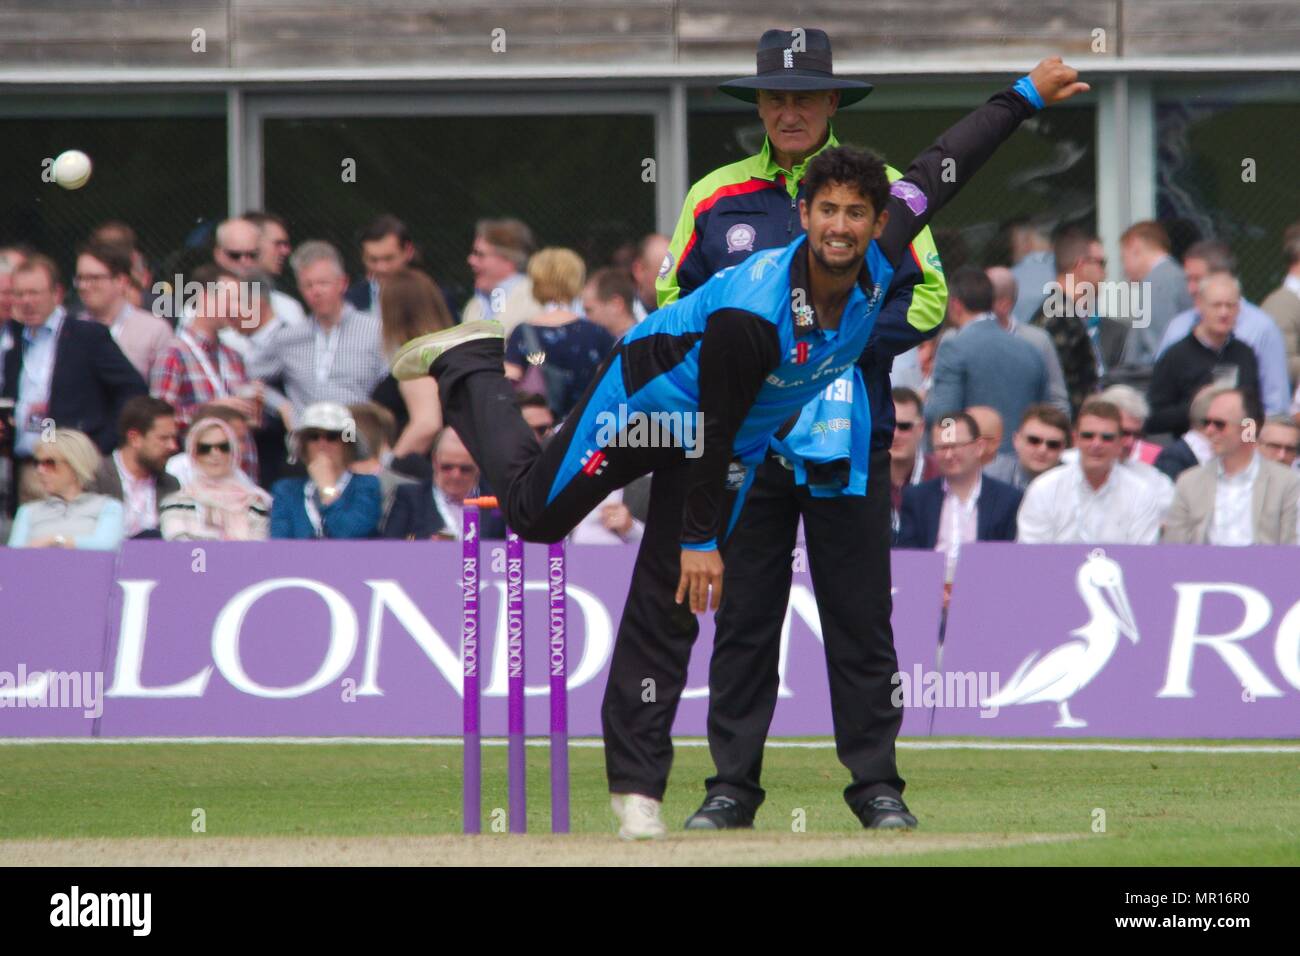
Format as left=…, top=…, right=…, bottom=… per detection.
left=726, top=223, right=756, bottom=253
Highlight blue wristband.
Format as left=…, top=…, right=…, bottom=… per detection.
left=681, top=538, right=717, bottom=552
left=1013, top=74, right=1045, bottom=110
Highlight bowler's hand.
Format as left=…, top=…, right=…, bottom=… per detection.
left=676, top=548, right=724, bottom=614
left=1027, top=56, right=1090, bottom=105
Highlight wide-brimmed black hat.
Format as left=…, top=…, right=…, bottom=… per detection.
left=719, top=28, right=872, bottom=106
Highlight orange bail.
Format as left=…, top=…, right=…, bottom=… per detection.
left=463, top=496, right=499, bottom=509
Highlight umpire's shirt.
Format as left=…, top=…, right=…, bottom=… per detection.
left=657, top=129, right=948, bottom=459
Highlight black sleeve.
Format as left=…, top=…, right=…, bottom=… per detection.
left=878, top=87, right=1038, bottom=267
left=681, top=308, right=783, bottom=546
left=1146, top=347, right=1190, bottom=435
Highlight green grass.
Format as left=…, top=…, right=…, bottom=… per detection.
left=1, top=740, right=1296, bottom=865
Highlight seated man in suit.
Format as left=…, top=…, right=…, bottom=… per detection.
left=1163, top=388, right=1299, bottom=545
left=88, top=396, right=180, bottom=538
left=429, top=426, right=505, bottom=540
left=3, top=254, right=148, bottom=509
left=897, top=411, right=1023, bottom=584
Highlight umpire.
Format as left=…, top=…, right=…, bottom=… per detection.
left=659, top=29, right=948, bottom=830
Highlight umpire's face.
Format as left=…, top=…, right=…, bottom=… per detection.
left=799, top=183, right=887, bottom=276
left=757, top=89, right=839, bottom=164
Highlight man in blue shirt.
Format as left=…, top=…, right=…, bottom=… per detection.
left=392, top=58, right=1088, bottom=838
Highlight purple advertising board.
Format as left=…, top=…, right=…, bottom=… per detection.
left=937, top=542, right=1300, bottom=737
left=0, top=549, right=117, bottom=737
left=0, top=541, right=944, bottom=738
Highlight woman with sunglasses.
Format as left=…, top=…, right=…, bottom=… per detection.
left=7, top=428, right=124, bottom=550
left=158, top=417, right=271, bottom=541
left=269, top=401, right=381, bottom=539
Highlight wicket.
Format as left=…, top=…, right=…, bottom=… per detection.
left=461, top=496, right=569, bottom=835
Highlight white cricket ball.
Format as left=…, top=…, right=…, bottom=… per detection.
left=53, top=150, right=93, bottom=190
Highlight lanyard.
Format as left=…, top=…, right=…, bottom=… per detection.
left=303, top=472, right=351, bottom=538
left=314, top=322, right=342, bottom=383
left=179, top=331, right=230, bottom=398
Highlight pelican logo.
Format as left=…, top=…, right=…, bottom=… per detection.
left=981, top=549, right=1139, bottom=728
left=726, top=223, right=756, bottom=253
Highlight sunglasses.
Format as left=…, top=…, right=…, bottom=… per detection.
left=196, top=441, right=231, bottom=456
left=1200, top=417, right=1230, bottom=431
left=222, top=248, right=259, bottom=261
left=895, top=420, right=917, bottom=432
left=1024, top=434, right=1065, bottom=450
left=34, top=456, right=62, bottom=469
left=301, top=430, right=343, bottom=444
left=1078, top=430, right=1118, bottom=443
left=438, top=463, right=476, bottom=474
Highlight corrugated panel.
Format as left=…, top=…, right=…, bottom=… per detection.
left=1122, top=0, right=1300, bottom=55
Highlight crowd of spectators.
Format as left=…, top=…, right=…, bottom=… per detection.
left=0, top=213, right=662, bottom=549
left=891, top=217, right=1300, bottom=574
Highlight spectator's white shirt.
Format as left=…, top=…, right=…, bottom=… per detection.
left=935, top=476, right=981, bottom=582
left=569, top=489, right=644, bottom=545
left=432, top=486, right=464, bottom=540
left=1209, top=453, right=1260, bottom=547
left=1017, top=459, right=1161, bottom=544
left=1061, top=447, right=1175, bottom=520
left=113, top=450, right=158, bottom=537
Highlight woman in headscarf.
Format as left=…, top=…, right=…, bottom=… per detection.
left=158, top=417, right=272, bottom=541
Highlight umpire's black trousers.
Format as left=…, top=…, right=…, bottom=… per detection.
left=705, top=449, right=904, bottom=816
left=432, top=341, right=735, bottom=800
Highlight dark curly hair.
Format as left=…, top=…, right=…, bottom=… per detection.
left=803, top=146, right=891, bottom=218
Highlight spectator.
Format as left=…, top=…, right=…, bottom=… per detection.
left=242, top=211, right=308, bottom=327
left=986, top=265, right=1070, bottom=415
left=1163, top=389, right=1298, bottom=545
left=7, top=429, right=124, bottom=550
left=966, top=406, right=1013, bottom=472
left=1062, top=384, right=1175, bottom=520
left=927, top=267, right=1049, bottom=453
left=1017, top=399, right=1162, bottom=544
left=159, top=417, right=272, bottom=541
left=582, top=268, right=639, bottom=342
left=348, top=400, right=434, bottom=539
left=371, top=267, right=454, bottom=460
left=149, top=264, right=261, bottom=479
left=1006, top=217, right=1056, bottom=325
left=890, top=336, right=939, bottom=399
left=249, top=241, right=388, bottom=418
left=889, top=386, right=939, bottom=520
left=1259, top=415, right=1300, bottom=470
left=1260, top=222, right=1300, bottom=389
left=218, top=268, right=293, bottom=361
left=0, top=248, right=27, bottom=322
left=897, top=412, right=1022, bottom=582
left=1156, top=242, right=1289, bottom=416
left=1154, top=385, right=1221, bottom=483
left=429, top=427, right=481, bottom=540
left=504, top=248, right=616, bottom=419
left=73, top=241, right=173, bottom=380
left=461, top=218, right=541, bottom=336
left=270, top=402, right=381, bottom=539
left=88, top=223, right=153, bottom=313
left=164, top=402, right=259, bottom=488
left=220, top=217, right=309, bottom=332
left=986, top=404, right=1071, bottom=490
left=347, top=215, right=417, bottom=320
left=631, top=233, right=670, bottom=317
left=1117, top=220, right=1194, bottom=369
left=1030, top=229, right=1128, bottom=416
left=4, top=255, right=147, bottom=507
left=87, top=396, right=180, bottom=538
left=1147, top=272, right=1261, bottom=437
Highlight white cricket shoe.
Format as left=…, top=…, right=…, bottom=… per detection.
left=611, top=793, right=667, bottom=841
left=389, top=319, right=504, bottom=381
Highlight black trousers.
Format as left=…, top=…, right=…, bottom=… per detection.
left=432, top=342, right=734, bottom=799
left=704, top=449, right=904, bottom=816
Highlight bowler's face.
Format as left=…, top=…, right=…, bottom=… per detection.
left=799, top=182, right=884, bottom=276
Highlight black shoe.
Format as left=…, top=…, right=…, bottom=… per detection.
left=858, top=793, right=918, bottom=830
left=684, top=794, right=755, bottom=830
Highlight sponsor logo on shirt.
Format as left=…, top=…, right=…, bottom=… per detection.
left=580, top=449, right=608, bottom=476
left=890, top=180, right=928, bottom=216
